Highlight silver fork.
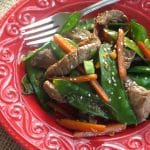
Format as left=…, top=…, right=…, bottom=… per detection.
left=20, top=0, right=120, bottom=46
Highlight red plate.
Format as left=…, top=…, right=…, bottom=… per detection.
left=0, top=0, right=150, bottom=149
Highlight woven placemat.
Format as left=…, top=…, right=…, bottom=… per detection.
left=0, top=1, right=25, bottom=149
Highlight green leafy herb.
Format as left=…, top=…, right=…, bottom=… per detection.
left=129, top=74, right=150, bottom=90
left=50, top=41, right=65, bottom=59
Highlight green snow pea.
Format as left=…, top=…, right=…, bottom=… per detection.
left=26, top=60, right=51, bottom=112
left=59, top=12, right=81, bottom=34
left=21, top=74, right=34, bottom=94
left=104, top=29, right=144, bottom=58
left=99, top=43, right=137, bottom=125
left=77, top=18, right=95, bottom=31
left=22, top=42, right=51, bottom=61
left=53, top=79, right=111, bottom=119
left=128, top=66, right=150, bottom=74
left=128, top=66, right=150, bottom=90
left=130, top=20, right=148, bottom=42
left=129, top=74, right=150, bottom=90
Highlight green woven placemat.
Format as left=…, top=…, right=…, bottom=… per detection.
left=0, top=1, right=24, bottom=149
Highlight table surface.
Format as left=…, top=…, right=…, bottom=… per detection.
left=0, top=1, right=24, bottom=149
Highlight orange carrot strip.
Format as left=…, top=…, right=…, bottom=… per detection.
left=73, top=123, right=126, bottom=137
left=57, top=119, right=106, bottom=132
left=76, top=66, right=109, bottom=103
left=50, top=74, right=97, bottom=83
left=137, top=41, right=150, bottom=60
left=53, top=34, right=77, bottom=53
left=116, top=29, right=127, bottom=81
left=90, top=80, right=109, bottom=103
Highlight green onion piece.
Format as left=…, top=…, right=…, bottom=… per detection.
left=84, top=60, right=95, bottom=74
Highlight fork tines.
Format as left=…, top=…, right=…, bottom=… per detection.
left=21, top=16, right=59, bottom=45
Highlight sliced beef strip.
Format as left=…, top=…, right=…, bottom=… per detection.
left=95, top=10, right=135, bottom=69
left=125, top=78, right=150, bottom=122
left=45, top=35, right=101, bottom=78
left=30, top=48, right=57, bottom=69
left=94, top=10, right=128, bottom=42
left=95, top=9, right=128, bottom=29
left=43, top=80, right=65, bottom=103
left=123, top=48, right=135, bottom=69
left=65, top=29, right=92, bottom=44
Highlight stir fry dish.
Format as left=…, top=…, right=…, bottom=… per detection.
left=22, top=10, right=150, bottom=137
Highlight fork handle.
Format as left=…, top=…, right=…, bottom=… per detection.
left=80, top=0, right=120, bottom=16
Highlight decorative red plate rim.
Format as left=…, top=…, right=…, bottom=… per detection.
left=0, top=0, right=150, bottom=150
left=0, top=1, right=37, bottom=149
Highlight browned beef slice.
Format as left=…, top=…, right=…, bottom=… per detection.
left=125, top=78, right=150, bottom=122
left=94, top=10, right=128, bottom=41
left=43, top=80, right=65, bottom=103
left=45, top=35, right=101, bottom=78
left=30, top=48, right=57, bottom=69
left=65, top=29, right=92, bottom=43
left=123, top=48, right=135, bottom=69
left=96, top=10, right=128, bottom=27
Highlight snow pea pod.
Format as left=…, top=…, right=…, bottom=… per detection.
left=26, top=60, right=51, bottom=112
left=50, top=41, right=65, bottom=59
left=59, top=12, right=81, bottom=34
left=144, top=39, right=150, bottom=49
left=53, top=79, right=111, bottom=119
left=22, top=42, right=51, bottom=61
left=77, top=18, right=95, bottom=31
left=99, top=43, right=137, bottom=125
left=104, top=29, right=144, bottom=58
left=128, top=66, right=150, bottom=90
left=128, top=66, right=150, bottom=74
left=21, top=74, right=34, bottom=94
left=129, top=74, right=150, bottom=90
left=130, top=20, right=148, bottom=42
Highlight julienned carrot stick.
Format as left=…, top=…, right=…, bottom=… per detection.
left=54, top=34, right=109, bottom=103
left=53, top=34, right=77, bottom=53
left=137, top=41, right=150, bottom=60
left=90, top=80, right=109, bottom=103
left=50, top=74, right=97, bottom=83
left=57, top=119, right=106, bottom=132
left=117, top=29, right=127, bottom=81
left=73, top=123, right=126, bottom=137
